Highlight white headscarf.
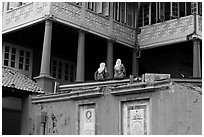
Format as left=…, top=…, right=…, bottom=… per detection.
left=98, top=62, right=105, bottom=73
left=114, top=59, right=121, bottom=70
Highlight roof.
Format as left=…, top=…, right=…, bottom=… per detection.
left=2, top=66, right=44, bottom=94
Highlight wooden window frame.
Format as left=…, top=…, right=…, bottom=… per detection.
left=51, top=57, right=76, bottom=83
left=2, top=42, right=33, bottom=78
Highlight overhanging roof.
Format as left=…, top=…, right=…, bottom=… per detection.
left=2, top=66, right=44, bottom=94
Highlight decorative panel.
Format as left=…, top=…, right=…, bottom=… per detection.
left=138, top=15, right=195, bottom=48
left=3, top=2, right=49, bottom=33
left=197, top=15, right=202, bottom=37
left=52, top=2, right=81, bottom=23
left=79, top=104, right=96, bottom=135
left=122, top=100, right=149, bottom=135
left=84, top=10, right=110, bottom=36
left=113, top=21, right=135, bottom=46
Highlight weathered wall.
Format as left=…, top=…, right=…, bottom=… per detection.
left=31, top=82, right=202, bottom=135
left=155, top=83, right=202, bottom=134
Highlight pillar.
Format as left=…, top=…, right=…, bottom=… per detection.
left=21, top=95, right=32, bottom=135
left=132, top=49, right=139, bottom=77
left=34, top=16, right=55, bottom=93
left=106, top=40, right=113, bottom=79
left=193, top=38, right=201, bottom=77
left=76, top=30, right=85, bottom=81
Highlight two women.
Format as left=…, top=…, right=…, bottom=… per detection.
left=94, top=59, right=126, bottom=80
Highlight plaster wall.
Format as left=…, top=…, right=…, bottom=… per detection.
left=31, top=83, right=202, bottom=135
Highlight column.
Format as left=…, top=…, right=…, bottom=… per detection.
left=34, top=16, right=55, bottom=93
left=132, top=3, right=141, bottom=77
left=106, top=40, right=113, bottom=79
left=40, top=19, right=52, bottom=76
left=193, top=38, right=201, bottom=77
left=132, top=49, right=139, bottom=77
left=20, top=95, right=32, bottom=135
left=76, top=30, right=85, bottom=81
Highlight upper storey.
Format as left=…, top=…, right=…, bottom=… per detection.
left=2, top=2, right=202, bottom=49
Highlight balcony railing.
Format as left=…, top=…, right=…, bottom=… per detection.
left=2, top=2, right=51, bottom=33
left=51, top=2, right=136, bottom=46
left=138, top=15, right=199, bottom=49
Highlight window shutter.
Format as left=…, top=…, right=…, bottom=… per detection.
left=95, top=2, right=102, bottom=14
left=120, top=3, right=126, bottom=23
left=117, top=2, right=120, bottom=21
left=102, top=2, right=109, bottom=16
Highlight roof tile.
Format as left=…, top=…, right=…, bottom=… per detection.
left=2, top=66, right=44, bottom=94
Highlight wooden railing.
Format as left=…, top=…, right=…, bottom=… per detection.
left=2, top=2, right=51, bottom=33
left=138, top=15, right=199, bottom=49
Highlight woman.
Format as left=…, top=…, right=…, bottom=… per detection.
left=94, top=62, right=109, bottom=80
left=114, top=59, right=126, bottom=79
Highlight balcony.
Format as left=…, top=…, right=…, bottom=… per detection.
left=2, top=2, right=202, bottom=49
left=138, top=15, right=202, bottom=49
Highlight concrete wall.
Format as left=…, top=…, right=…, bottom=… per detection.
left=31, top=82, right=202, bottom=135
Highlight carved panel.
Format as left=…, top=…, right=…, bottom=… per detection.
left=197, top=15, right=202, bottom=32
left=5, top=3, right=34, bottom=26
left=138, top=15, right=194, bottom=46
left=85, top=10, right=110, bottom=34
left=122, top=100, right=150, bottom=135
left=52, top=2, right=81, bottom=21
left=113, top=22, right=135, bottom=45
left=3, top=2, right=49, bottom=32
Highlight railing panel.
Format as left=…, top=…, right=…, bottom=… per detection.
left=2, top=2, right=50, bottom=33
left=52, top=2, right=81, bottom=26
left=113, top=21, right=136, bottom=46
left=197, top=15, right=202, bottom=37
left=138, top=15, right=195, bottom=49
left=84, top=10, right=110, bottom=37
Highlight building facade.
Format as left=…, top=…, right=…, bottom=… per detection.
left=31, top=74, right=202, bottom=135
left=2, top=2, right=202, bottom=135
left=2, top=2, right=202, bottom=92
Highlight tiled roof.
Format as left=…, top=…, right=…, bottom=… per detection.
left=2, top=66, right=44, bottom=94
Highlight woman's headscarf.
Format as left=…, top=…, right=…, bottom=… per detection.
left=114, top=59, right=121, bottom=70
left=98, top=62, right=106, bottom=73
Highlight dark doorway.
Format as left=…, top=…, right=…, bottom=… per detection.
left=2, top=109, right=22, bottom=135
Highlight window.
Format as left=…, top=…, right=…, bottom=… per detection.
left=138, top=3, right=150, bottom=27
left=191, top=2, right=197, bottom=14
left=86, top=2, right=94, bottom=11
left=4, top=46, right=9, bottom=66
left=51, top=57, right=76, bottom=83
left=151, top=2, right=157, bottom=24
left=85, top=2, right=109, bottom=17
left=102, top=2, right=109, bottom=16
left=18, top=50, right=24, bottom=70
left=122, top=100, right=150, bottom=135
left=198, top=2, right=202, bottom=15
left=95, top=2, right=102, bottom=14
left=126, top=3, right=135, bottom=27
left=171, top=2, right=179, bottom=19
left=179, top=2, right=186, bottom=17
left=164, top=2, right=171, bottom=20
left=113, top=2, right=136, bottom=27
left=139, top=2, right=201, bottom=27
left=7, top=2, right=23, bottom=10
left=79, top=104, right=96, bottom=135
left=120, top=3, right=126, bottom=23
left=3, top=42, right=33, bottom=77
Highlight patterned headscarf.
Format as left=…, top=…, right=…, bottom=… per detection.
left=98, top=62, right=105, bottom=73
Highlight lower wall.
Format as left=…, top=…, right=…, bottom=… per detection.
left=31, top=82, right=202, bottom=135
